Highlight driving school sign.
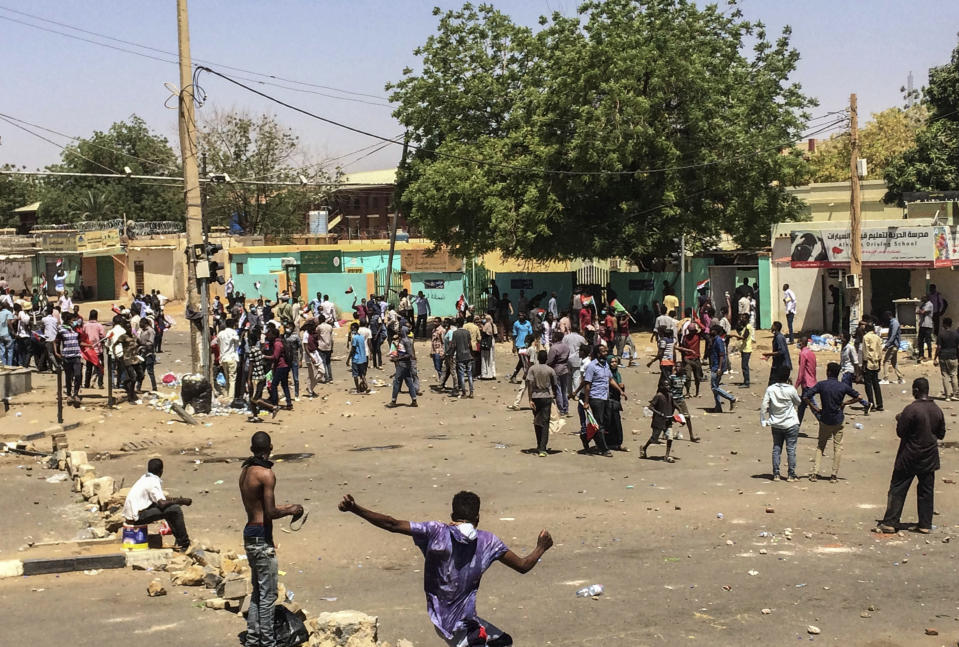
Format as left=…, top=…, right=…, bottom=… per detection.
left=789, top=226, right=958, bottom=268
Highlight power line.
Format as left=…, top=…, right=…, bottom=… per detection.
left=0, top=111, right=182, bottom=174
left=0, top=115, right=122, bottom=175
left=199, top=65, right=847, bottom=178
left=0, top=6, right=390, bottom=103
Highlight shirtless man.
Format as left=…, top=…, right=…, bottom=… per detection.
left=338, top=491, right=552, bottom=646
left=239, top=431, right=303, bottom=647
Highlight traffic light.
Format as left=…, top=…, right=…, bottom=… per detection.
left=205, top=242, right=225, bottom=285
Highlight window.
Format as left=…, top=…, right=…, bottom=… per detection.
left=352, top=198, right=361, bottom=209
left=235, top=262, right=244, bottom=275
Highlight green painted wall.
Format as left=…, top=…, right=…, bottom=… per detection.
left=493, top=272, right=574, bottom=314
left=758, top=255, right=771, bottom=330
left=409, top=272, right=465, bottom=316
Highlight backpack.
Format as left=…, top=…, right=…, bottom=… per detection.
left=282, top=331, right=299, bottom=366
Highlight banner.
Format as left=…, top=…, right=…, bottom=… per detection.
left=790, top=226, right=958, bottom=268
left=299, top=251, right=341, bottom=273
left=400, top=249, right=462, bottom=272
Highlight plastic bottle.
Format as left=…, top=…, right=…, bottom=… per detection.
left=854, top=422, right=864, bottom=430
left=576, top=584, right=604, bottom=597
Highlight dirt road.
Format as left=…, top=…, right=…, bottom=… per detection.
left=2, top=325, right=957, bottom=646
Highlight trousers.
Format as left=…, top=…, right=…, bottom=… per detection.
left=813, top=422, right=844, bottom=476
left=940, top=358, right=958, bottom=398
left=771, top=425, right=799, bottom=477
left=881, top=346, right=902, bottom=381
left=136, top=503, right=190, bottom=548
left=881, top=469, right=935, bottom=530
left=245, top=537, right=278, bottom=647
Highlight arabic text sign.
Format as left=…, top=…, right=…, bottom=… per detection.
left=789, top=227, right=957, bottom=268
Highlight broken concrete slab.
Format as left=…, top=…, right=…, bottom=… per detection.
left=126, top=549, right=173, bottom=571
left=216, top=575, right=249, bottom=600
left=307, top=610, right=378, bottom=646
left=147, top=579, right=167, bottom=597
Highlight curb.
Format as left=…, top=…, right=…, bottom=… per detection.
left=1, top=553, right=128, bottom=578
left=23, top=417, right=103, bottom=442
left=1, top=550, right=174, bottom=579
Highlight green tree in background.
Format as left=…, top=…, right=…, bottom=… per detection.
left=389, top=0, right=814, bottom=265
left=39, top=115, right=182, bottom=224
left=884, top=36, right=959, bottom=205
left=0, top=164, right=41, bottom=228
left=807, top=105, right=927, bottom=183
left=198, top=109, right=338, bottom=235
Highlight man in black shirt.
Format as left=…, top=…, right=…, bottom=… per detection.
left=934, top=316, right=959, bottom=401
left=877, top=378, right=946, bottom=533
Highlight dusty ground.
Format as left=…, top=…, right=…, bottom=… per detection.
left=2, top=321, right=959, bottom=646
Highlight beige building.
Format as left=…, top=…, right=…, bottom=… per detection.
left=786, top=179, right=904, bottom=222
left=771, top=181, right=958, bottom=335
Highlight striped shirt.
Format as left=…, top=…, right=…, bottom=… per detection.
left=247, top=342, right=266, bottom=382
left=59, top=327, right=81, bottom=358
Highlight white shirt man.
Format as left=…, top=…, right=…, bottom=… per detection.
left=123, top=471, right=165, bottom=521
left=738, top=295, right=750, bottom=319
left=548, top=294, right=559, bottom=319
left=783, top=287, right=797, bottom=315
left=321, top=299, right=336, bottom=323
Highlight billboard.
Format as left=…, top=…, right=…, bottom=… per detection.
left=790, top=226, right=958, bottom=268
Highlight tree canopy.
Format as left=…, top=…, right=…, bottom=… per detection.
left=389, top=0, right=815, bottom=264
left=807, top=105, right=927, bottom=183
left=884, top=35, right=959, bottom=205
left=198, top=110, right=338, bottom=235
left=38, top=115, right=183, bottom=225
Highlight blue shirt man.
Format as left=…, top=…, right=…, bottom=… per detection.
left=583, top=357, right=612, bottom=400
left=351, top=333, right=368, bottom=365
left=709, top=335, right=727, bottom=372
left=884, top=315, right=901, bottom=350
left=805, top=374, right=867, bottom=426
left=512, top=316, right=533, bottom=349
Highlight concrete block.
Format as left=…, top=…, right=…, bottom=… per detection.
left=126, top=549, right=173, bottom=571
left=205, top=597, right=227, bottom=610
left=66, top=450, right=87, bottom=476
left=163, top=553, right=193, bottom=572
left=147, top=579, right=167, bottom=597
left=216, top=575, right=249, bottom=600
left=91, top=476, right=115, bottom=497
left=202, top=566, right=223, bottom=589
left=0, top=559, right=24, bottom=578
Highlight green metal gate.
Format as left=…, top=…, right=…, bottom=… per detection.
left=375, top=268, right=404, bottom=306
left=464, top=257, right=491, bottom=313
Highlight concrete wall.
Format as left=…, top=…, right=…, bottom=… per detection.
left=493, top=272, right=573, bottom=313
left=341, top=250, right=399, bottom=274
left=409, top=272, right=465, bottom=316
left=302, top=273, right=372, bottom=319
left=0, top=258, right=34, bottom=293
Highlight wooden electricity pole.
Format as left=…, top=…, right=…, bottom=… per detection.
left=176, top=0, right=206, bottom=375
left=848, top=93, right=862, bottom=331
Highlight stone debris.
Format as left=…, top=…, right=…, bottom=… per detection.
left=807, top=625, right=821, bottom=635
left=307, top=610, right=378, bottom=647
left=170, top=564, right=206, bottom=586
left=147, top=579, right=167, bottom=597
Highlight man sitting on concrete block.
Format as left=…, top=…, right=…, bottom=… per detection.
left=122, top=458, right=193, bottom=551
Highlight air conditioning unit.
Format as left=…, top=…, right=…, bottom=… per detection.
left=844, top=273, right=860, bottom=289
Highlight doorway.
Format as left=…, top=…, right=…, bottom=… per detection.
left=870, top=268, right=911, bottom=318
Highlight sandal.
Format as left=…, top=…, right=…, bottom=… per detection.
left=875, top=524, right=897, bottom=534
left=664, top=456, right=675, bottom=463
left=639, top=448, right=647, bottom=459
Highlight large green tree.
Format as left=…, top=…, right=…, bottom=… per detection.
left=389, top=0, right=814, bottom=264
left=0, top=164, right=41, bottom=228
left=39, top=115, right=182, bottom=224
left=198, top=109, right=338, bottom=235
left=808, top=105, right=927, bottom=183
left=884, top=36, right=959, bottom=205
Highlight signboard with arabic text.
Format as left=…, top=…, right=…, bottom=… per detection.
left=789, top=226, right=958, bottom=269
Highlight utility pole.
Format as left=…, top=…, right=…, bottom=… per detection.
left=385, top=136, right=409, bottom=301
left=848, top=93, right=862, bottom=332
left=176, top=0, right=206, bottom=375
left=679, top=233, right=686, bottom=319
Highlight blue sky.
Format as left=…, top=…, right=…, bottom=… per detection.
left=1, top=0, right=957, bottom=174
